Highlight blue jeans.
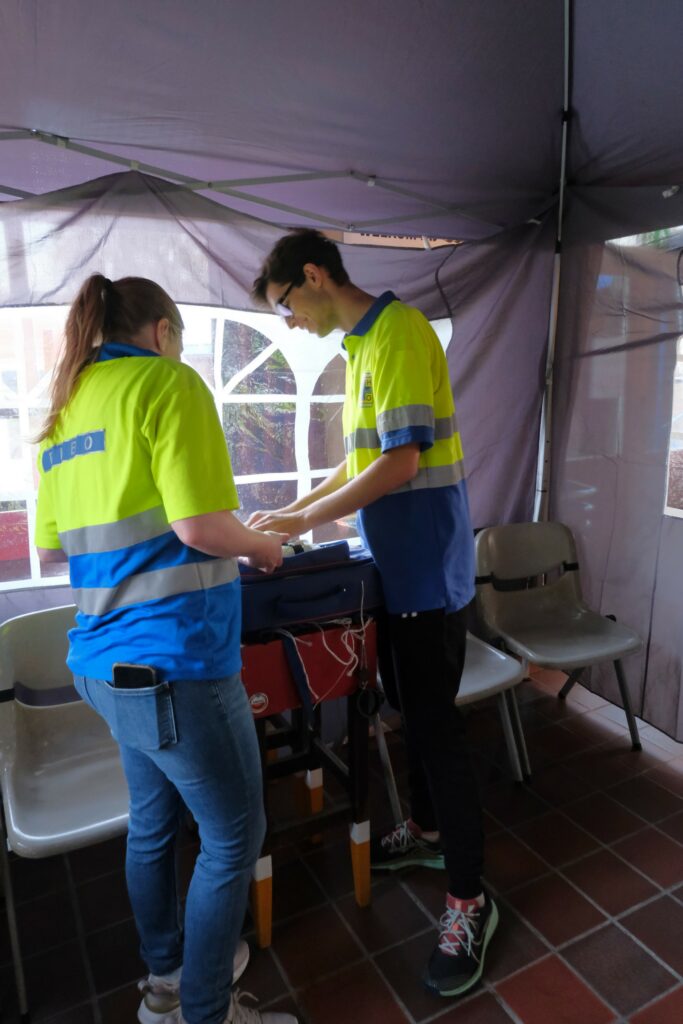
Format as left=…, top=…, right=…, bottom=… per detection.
left=74, top=672, right=266, bottom=1024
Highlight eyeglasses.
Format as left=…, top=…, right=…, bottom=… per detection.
left=274, top=270, right=305, bottom=317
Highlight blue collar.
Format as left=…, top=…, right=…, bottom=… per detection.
left=344, top=291, right=397, bottom=344
left=96, top=342, right=159, bottom=362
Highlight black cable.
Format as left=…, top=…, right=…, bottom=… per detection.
left=434, top=243, right=459, bottom=319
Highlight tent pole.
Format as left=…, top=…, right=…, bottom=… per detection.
left=533, top=0, right=571, bottom=522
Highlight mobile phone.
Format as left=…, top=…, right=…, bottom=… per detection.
left=112, top=663, right=158, bottom=689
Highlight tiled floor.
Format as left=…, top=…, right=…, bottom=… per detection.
left=1, top=669, right=682, bottom=1024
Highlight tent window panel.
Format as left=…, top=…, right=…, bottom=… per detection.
left=222, top=402, right=296, bottom=476
left=309, top=402, right=345, bottom=472
left=0, top=501, right=30, bottom=583
left=313, top=354, right=346, bottom=396
left=311, top=514, right=357, bottom=546
left=221, top=321, right=281, bottom=386
left=233, top=349, right=296, bottom=395
left=234, top=480, right=298, bottom=523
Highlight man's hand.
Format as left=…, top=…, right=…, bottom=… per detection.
left=246, top=508, right=277, bottom=529
left=246, top=446, right=418, bottom=540
left=251, top=510, right=308, bottom=538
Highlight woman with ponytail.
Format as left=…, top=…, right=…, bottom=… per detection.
left=35, top=274, right=296, bottom=1024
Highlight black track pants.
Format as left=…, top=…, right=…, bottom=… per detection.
left=378, top=606, right=484, bottom=898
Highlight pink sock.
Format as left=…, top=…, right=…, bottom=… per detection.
left=447, top=891, right=485, bottom=911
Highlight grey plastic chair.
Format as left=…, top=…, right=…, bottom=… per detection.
left=457, top=633, right=529, bottom=780
left=0, top=604, right=128, bottom=1020
left=475, top=522, right=642, bottom=751
left=375, top=631, right=529, bottom=825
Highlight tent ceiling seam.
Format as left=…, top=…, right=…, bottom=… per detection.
left=199, top=184, right=350, bottom=227
left=1, top=127, right=507, bottom=232
left=0, top=184, right=34, bottom=198
left=348, top=171, right=492, bottom=226
left=25, top=130, right=202, bottom=185
left=194, top=171, right=351, bottom=188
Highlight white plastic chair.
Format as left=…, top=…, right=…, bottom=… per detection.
left=475, top=522, right=642, bottom=750
left=0, top=604, right=129, bottom=1019
left=375, top=631, right=529, bottom=825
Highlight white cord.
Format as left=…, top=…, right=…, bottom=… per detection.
left=276, top=605, right=372, bottom=708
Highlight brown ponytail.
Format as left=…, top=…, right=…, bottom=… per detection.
left=37, top=274, right=183, bottom=442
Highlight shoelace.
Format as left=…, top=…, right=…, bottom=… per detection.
left=381, top=820, right=418, bottom=853
left=228, top=988, right=264, bottom=1024
left=138, top=974, right=179, bottom=996
left=155, top=988, right=265, bottom=1024
left=438, top=905, right=480, bottom=958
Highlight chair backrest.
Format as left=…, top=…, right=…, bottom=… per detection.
left=475, top=522, right=583, bottom=640
left=0, top=605, right=78, bottom=704
left=0, top=604, right=129, bottom=858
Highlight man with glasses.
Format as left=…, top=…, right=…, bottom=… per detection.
left=250, top=229, right=497, bottom=999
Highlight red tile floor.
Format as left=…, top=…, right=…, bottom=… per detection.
left=1, top=668, right=682, bottom=1024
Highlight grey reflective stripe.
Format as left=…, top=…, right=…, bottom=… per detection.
left=59, top=506, right=171, bottom=556
left=376, top=404, right=434, bottom=435
left=344, top=427, right=380, bottom=454
left=346, top=415, right=458, bottom=454
left=434, top=414, right=458, bottom=440
left=392, top=461, right=466, bottom=493
left=73, top=558, right=239, bottom=617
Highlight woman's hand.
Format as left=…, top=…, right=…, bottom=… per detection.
left=245, top=530, right=288, bottom=572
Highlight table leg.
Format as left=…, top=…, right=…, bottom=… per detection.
left=250, top=855, right=273, bottom=949
left=347, top=688, right=371, bottom=907
left=350, top=820, right=371, bottom=907
left=295, top=767, right=324, bottom=815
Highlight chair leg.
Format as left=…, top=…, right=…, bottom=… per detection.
left=558, top=668, right=584, bottom=700
left=496, top=691, right=523, bottom=783
left=506, top=687, right=532, bottom=779
left=0, top=809, right=28, bottom=1021
left=613, top=660, right=642, bottom=751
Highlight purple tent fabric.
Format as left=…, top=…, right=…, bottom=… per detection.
left=3, top=0, right=563, bottom=235
left=0, top=170, right=555, bottom=532
left=2, top=0, right=683, bottom=737
left=552, top=241, right=683, bottom=739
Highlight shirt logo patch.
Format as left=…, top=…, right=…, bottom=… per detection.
left=359, top=372, right=374, bottom=408
left=42, top=430, right=106, bottom=472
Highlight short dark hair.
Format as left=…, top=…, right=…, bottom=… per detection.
left=252, top=229, right=350, bottom=304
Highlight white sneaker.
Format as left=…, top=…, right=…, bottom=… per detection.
left=137, top=939, right=251, bottom=1024
left=224, top=989, right=298, bottom=1024
left=166, top=989, right=298, bottom=1024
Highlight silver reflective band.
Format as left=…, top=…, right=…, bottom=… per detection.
left=72, top=558, right=239, bottom=617
left=344, top=427, right=380, bottom=454
left=59, top=506, right=171, bottom=556
left=392, top=461, right=466, bottom=493
left=434, top=413, right=458, bottom=440
left=345, top=415, right=458, bottom=454
left=376, top=404, right=434, bottom=434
